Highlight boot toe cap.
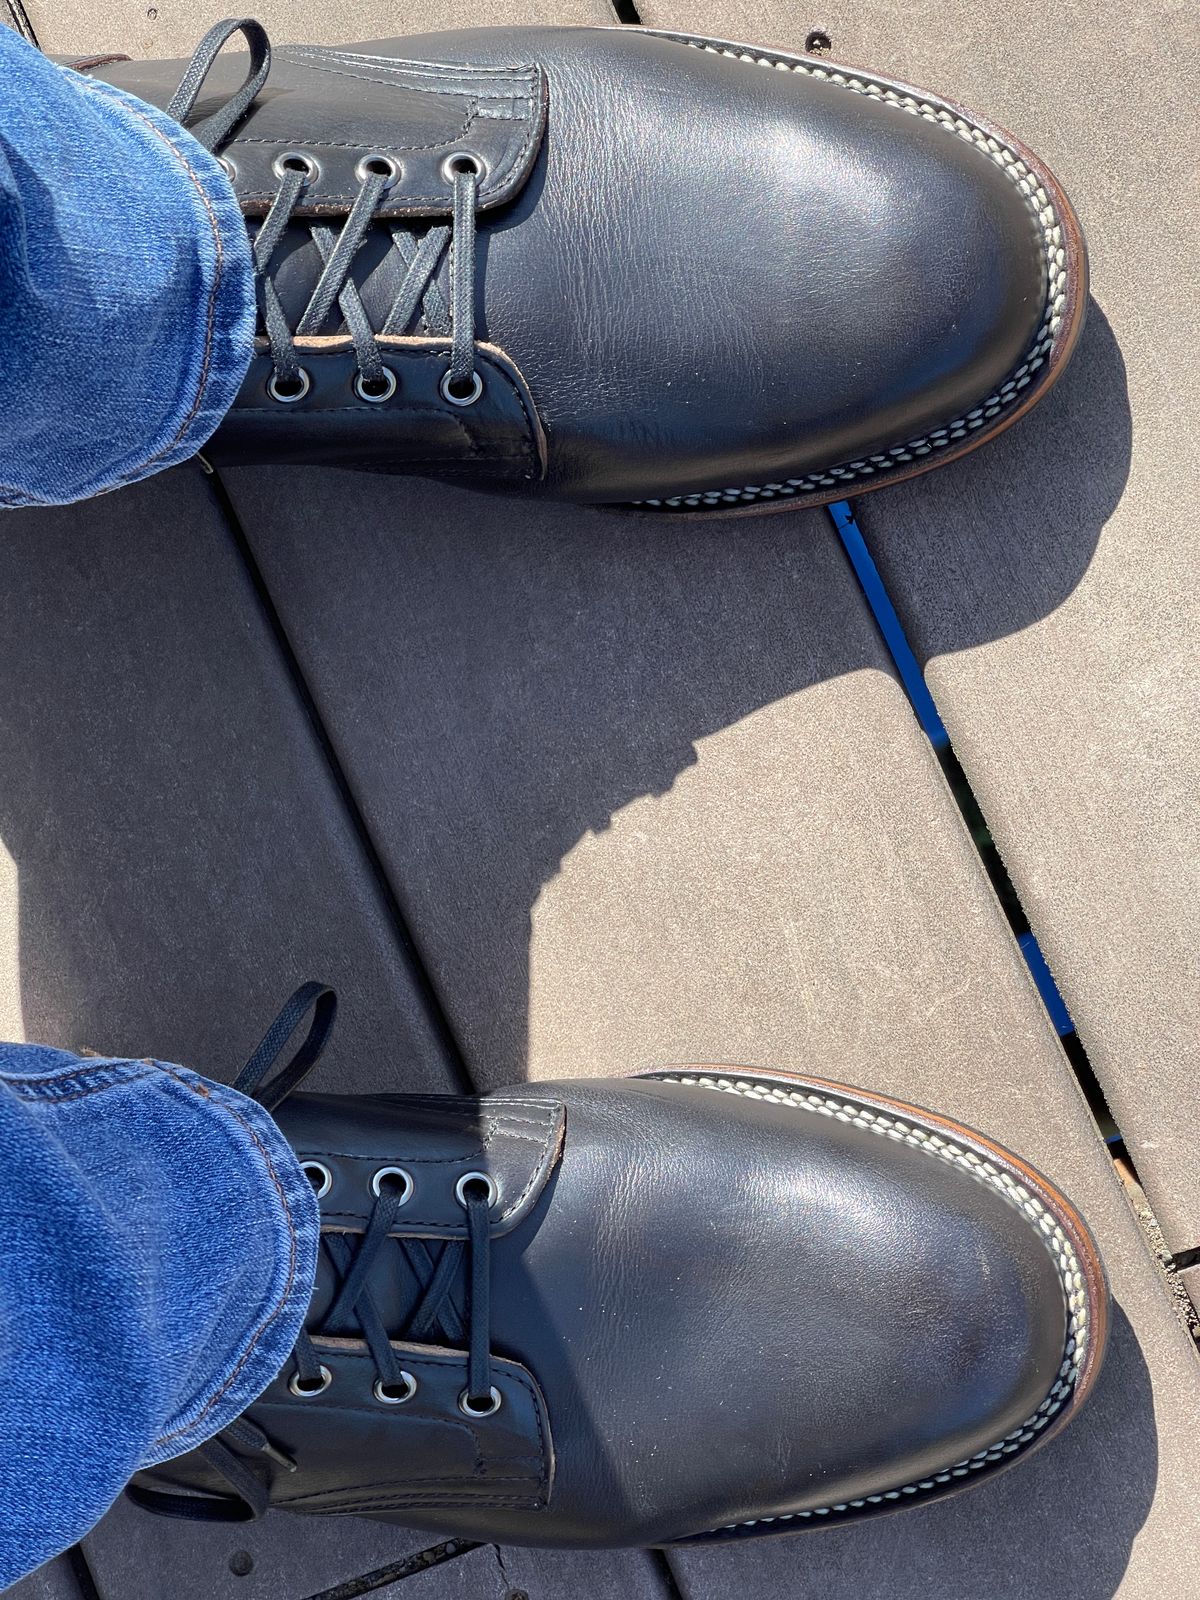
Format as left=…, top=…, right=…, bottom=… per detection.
left=498, top=1071, right=1099, bottom=1546
left=642, top=1073, right=1094, bottom=1540
left=469, top=27, right=1075, bottom=506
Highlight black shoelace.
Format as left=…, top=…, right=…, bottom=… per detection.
left=165, top=18, right=481, bottom=407
left=129, top=983, right=496, bottom=1522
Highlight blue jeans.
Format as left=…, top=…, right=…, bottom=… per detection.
left=0, top=32, right=319, bottom=1589
left=0, top=1047, right=319, bottom=1589
left=0, top=28, right=253, bottom=507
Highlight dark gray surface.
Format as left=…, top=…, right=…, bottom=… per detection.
left=80, top=1498, right=671, bottom=1600
left=227, top=476, right=918, bottom=1087
left=79, top=1497, right=673, bottom=1600
left=1, top=1556, right=86, bottom=1600
left=83, top=1497, right=466, bottom=1600
left=82, top=1497, right=684, bottom=1600
left=0, top=468, right=455, bottom=1093
left=80, top=1497, right=669, bottom=1600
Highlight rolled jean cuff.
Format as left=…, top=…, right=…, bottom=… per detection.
left=0, top=31, right=254, bottom=507
left=0, top=1048, right=318, bottom=1471
left=0, top=1049, right=316, bottom=1585
left=139, top=1064, right=319, bottom=1465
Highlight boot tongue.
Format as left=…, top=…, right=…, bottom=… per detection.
left=274, top=1089, right=565, bottom=1242
left=90, top=45, right=547, bottom=220
left=282, top=1089, right=565, bottom=1350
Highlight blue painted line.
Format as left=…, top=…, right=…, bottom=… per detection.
left=829, top=498, right=1079, bottom=1040
left=827, top=501, right=950, bottom=749
left=1017, top=932, right=1074, bottom=1037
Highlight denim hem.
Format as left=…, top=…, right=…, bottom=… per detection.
left=134, top=1064, right=319, bottom=1466
left=0, top=1043, right=320, bottom=1584
left=83, top=79, right=255, bottom=491
left=0, top=34, right=255, bottom=507
left=0, top=1057, right=159, bottom=1099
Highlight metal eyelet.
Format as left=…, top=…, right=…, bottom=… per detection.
left=454, top=1171, right=499, bottom=1209
left=355, top=152, right=402, bottom=188
left=440, top=370, right=484, bottom=408
left=272, top=150, right=319, bottom=184
left=217, top=155, right=236, bottom=181
left=301, top=1160, right=332, bottom=1199
left=370, top=1166, right=414, bottom=1203
left=267, top=368, right=311, bottom=403
left=353, top=368, right=398, bottom=404
left=373, top=1373, right=417, bottom=1406
left=458, top=1386, right=503, bottom=1417
left=439, top=151, right=485, bottom=183
left=288, top=1365, right=332, bottom=1398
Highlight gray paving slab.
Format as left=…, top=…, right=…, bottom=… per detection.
left=81, top=1497, right=658, bottom=1600
left=81, top=1499, right=674, bottom=1600
left=631, top=0, right=1200, bottom=1256
left=1, top=1555, right=86, bottom=1600
left=225, top=473, right=1056, bottom=1092
left=0, top=469, right=454, bottom=1092
left=394, top=1545, right=507, bottom=1598
left=81, top=1495, right=466, bottom=1600
left=224, top=466, right=1200, bottom=1597
left=14, top=0, right=614, bottom=59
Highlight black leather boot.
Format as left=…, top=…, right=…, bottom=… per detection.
left=82, top=19, right=1086, bottom=515
left=131, top=988, right=1107, bottom=1547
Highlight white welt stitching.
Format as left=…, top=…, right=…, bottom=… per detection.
left=648, top=1072, right=1088, bottom=1530
left=637, top=43, right=1068, bottom=510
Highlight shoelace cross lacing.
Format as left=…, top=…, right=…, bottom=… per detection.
left=166, top=18, right=481, bottom=406
left=128, top=982, right=497, bottom=1522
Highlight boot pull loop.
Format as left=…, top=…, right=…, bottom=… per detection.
left=233, top=981, right=338, bottom=1110
left=166, top=17, right=271, bottom=152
